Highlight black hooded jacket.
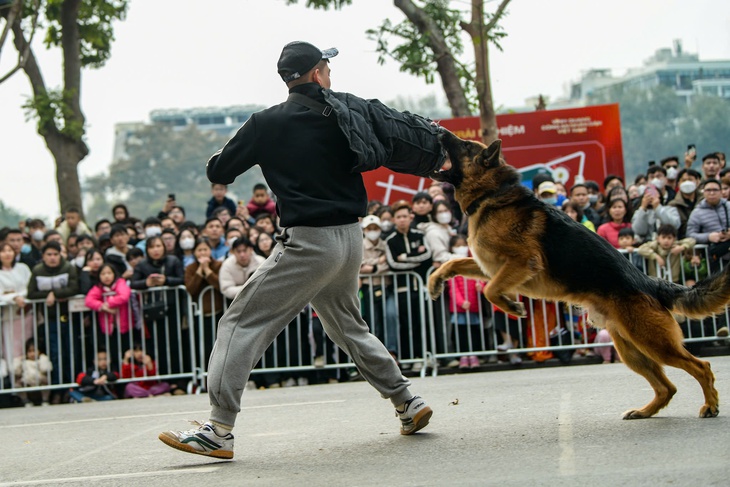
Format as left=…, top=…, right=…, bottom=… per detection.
left=206, top=83, right=445, bottom=228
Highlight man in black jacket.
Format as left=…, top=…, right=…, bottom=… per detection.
left=160, top=41, right=442, bottom=459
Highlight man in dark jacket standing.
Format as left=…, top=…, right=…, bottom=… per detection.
left=160, top=41, right=442, bottom=459
left=27, top=241, right=79, bottom=392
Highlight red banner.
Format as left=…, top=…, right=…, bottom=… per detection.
left=363, top=103, right=624, bottom=203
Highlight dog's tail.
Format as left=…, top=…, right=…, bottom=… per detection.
left=670, top=265, right=730, bottom=319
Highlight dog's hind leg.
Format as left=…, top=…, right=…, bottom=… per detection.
left=610, top=329, right=678, bottom=419
left=638, top=325, right=719, bottom=418
left=428, top=258, right=489, bottom=300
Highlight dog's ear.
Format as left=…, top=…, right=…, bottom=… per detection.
left=479, top=139, right=502, bottom=168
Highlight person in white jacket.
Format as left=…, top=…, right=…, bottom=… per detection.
left=0, top=242, right=33, bottom=363
left=218, top=237, right=265, bottom=301
left=13, top=338, right=52, bottom=406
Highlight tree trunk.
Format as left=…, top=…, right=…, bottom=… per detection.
left=11, top=2, right=87, bottom=218
left=394, top=0, right=472, bottom=117
left=469, top=0, right=501, bottom=145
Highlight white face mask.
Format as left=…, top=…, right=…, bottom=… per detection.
left=588, top=194, right=599, bottom=204
left=436, top=211, right=452, bottom=225
left=32, top=230, right=45, bottom=242
left=650, top=177, right=664, bottom=191
left=74, top=256, right=85, bottom=268
left=452, top=246, right=469, bottom=257
left=227, top=237, right=238, bottom=247
left=145, top=226, right=162, bottom=238
left=179, top=237, right=195, bottom=250
left=380, top=221, right=393, bottom=232
left=637, top=184, right=646, bottom=195
left=365, top=230, right=381, bottom=242
left=666, top=167, right=678, bottom=180
left=679, top=181, right=697, bottom=194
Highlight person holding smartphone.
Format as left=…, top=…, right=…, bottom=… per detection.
left=631, top=165, right=681, bottom=243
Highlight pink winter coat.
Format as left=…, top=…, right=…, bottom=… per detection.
left=84, top=279, right=132, bottom=335
left=447, top=276, right=485, bottom=314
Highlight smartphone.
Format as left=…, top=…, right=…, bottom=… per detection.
left=645, top=184, right=659, bottom=198
left=168, top=193, right=175, bottom=200
left=647, top=160, right=656, bottom=167
left=687, top=144, right=696, bottom=159
left=238, top=200, right=245, bottom=206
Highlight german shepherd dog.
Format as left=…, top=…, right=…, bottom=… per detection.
left=429, top=130, right=724, bottom=419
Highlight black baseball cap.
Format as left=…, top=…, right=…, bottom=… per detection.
left=277, top=41, right=338, bottom=83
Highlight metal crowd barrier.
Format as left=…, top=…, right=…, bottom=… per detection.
left=191, top=271, right=431, bottom=390
left=2, top=249, right=728, bottom=399
left=425, top=243, right=729, bottom=376
left=0, top=285, right=196, bottom=398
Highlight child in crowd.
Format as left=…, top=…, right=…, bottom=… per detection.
left=125, top=247, right=144, bottom=270
left=206, top=183, right=237, bottom=219
left=446, top=235, right=484, bottom=369
left=617, top=227, right=644, bottom=272
left=70, top=349, right=118, bottom=402
left=246, top=183, right=277, bottom=219
left=13, top=338, right=52, bottom=406
left=121, top=343, right=170, bottom=398
left=410, top=192, right=433, bottom=228
left=84, top=264, right=132, bottom=364
left=637, top=224, right=695, bottom=283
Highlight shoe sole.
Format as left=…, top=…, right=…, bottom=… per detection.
left=400, top=406, right=433, bottom=435
left=158, top=432, right=234, bottom=459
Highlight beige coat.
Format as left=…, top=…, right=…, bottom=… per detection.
left=219, top=254, right=266, bottom=301
left=360, top=238, right=392, bottom=287
left=637, top=237, right=696, bottom=283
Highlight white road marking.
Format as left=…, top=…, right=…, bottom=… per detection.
left=558, top=392, right=576, bottom=476
left=0, top=466, right=220, bottom=486
left=5, top=400, right=346, bottom=429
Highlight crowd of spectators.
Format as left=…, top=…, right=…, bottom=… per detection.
left=2, top=149, right=730, bottom=407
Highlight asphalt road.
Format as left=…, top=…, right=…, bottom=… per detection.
left=2, top=356, right=729, bottom=486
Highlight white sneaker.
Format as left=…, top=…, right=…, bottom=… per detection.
left=396, top=396, right=433, bottom=435
left=159, top=421, right=234, bottom=459
left=297, top=377, right=309, bottom=387
left=282, top=378, right=296, bottom=388
left=411, top=361, right=424, bottom=373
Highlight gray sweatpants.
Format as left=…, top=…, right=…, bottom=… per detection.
left=207, top=223, right=414, bottom=427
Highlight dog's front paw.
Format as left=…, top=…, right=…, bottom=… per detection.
left=508, top=301, right=527, bottom=318
left=428, top=275, right=445, bottom=300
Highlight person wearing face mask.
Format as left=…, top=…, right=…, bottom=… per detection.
left=661, top=156, right=681, bottom=190
left=376, top=206, right=395, bottom=237
left=537, top=181, right=563, bottom=207
left=416, top=200, right=458, bottom=268
left=569, top=183, right=601, bottom=229
left=134, top=217, right=163, bottom=255
left=359, top=215, right=398, bottom=360
left=668, top=168, right=702, bottom=239
left=631, top=165, right=681, bottom=243
left=175, top=229, right=198, bottom=268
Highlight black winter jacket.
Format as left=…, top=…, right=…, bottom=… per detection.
left=207, top=83, right=445, bottom=228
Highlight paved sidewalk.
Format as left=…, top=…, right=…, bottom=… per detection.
left=2, top=356, right=729, bottom=486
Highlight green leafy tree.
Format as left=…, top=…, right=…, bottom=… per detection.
left=0, top=0, right=128, bottom=218
left=84, top=124, right=265, bottom=225
left=286, top=0, right=511, bottom=144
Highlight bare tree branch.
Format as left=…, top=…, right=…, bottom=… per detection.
left=0, top=0, right=42, bottom=86
left=485, top=0, right=511, bottom=32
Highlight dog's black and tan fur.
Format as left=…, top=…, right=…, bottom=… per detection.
left=429, top=130, right=725, bottom=419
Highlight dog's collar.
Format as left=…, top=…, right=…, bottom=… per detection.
left=464, top=194, right=489, bottom=217
left=463, top=181, right=513, bottom=217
